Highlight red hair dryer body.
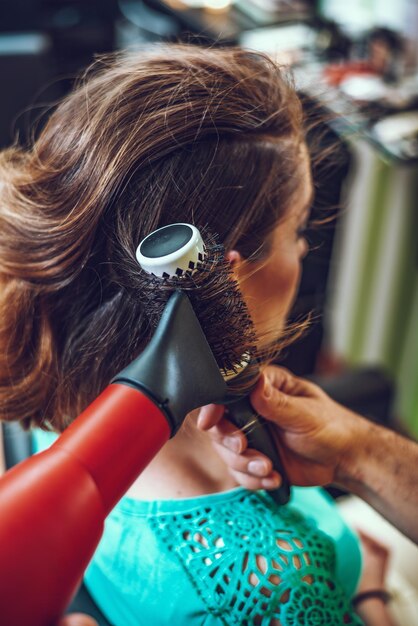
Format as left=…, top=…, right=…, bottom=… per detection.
left=0, top=292, right=226, bottom=626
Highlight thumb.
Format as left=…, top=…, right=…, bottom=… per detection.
left=250, top=374, right=302, bottom=428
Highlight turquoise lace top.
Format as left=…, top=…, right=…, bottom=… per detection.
left=33, top=430, right=363, bottom=626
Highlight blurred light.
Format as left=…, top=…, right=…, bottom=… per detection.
left=166, top=0, right=232, bottom=8
left=203, top=0, right=232, bottom=9
left=0, top=34, right=50, bottom=55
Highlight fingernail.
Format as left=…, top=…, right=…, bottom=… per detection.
left=263, top=378, right=273, bottom=400
left=223, top=436, right=241, bottom=453
left=197, top=414, right=208, bottom=430
left=261, top=475, right=281, bottom=489
left=197, top=406, right=211, bottom=428
left=248, top=460, right=268, bottom=476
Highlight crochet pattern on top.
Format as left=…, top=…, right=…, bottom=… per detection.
left=151, top=490, right=363, bottom=626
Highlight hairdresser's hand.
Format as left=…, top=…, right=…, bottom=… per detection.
left=198, top=365, right=361, bottom=490
left=200, top=365, right=418, bottom=544
left=58, top=615, right=98, bottom=626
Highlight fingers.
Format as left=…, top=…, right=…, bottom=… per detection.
left=249, top=366, right=323, bottom=429
left=212, top=439, right=272, bottom=476
left=58, top=614, right=98, bottom=626
left=198, top=403, right=280, bottom=489
left=250, top=374, right=301, bottom=428
left=227, top=468, right=282, bottom=491
left=211, top=436, right=282, bottom=491
left=263, top=365, right=321, bottom=398
left=198, top=367, right=321, bottom=436
left=209, top=417, right=249, bottom=452
left=197, top=404, right=225, bottom=431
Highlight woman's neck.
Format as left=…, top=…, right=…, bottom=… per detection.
left=125, top=413, right=237, bottom=501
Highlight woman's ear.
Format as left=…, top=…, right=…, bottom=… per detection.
left=225, top=249, right=244, bottom=283
left=225, top=250, right=243, bottom=267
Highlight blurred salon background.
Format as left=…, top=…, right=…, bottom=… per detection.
left=1, top=1, right=418, bottom=438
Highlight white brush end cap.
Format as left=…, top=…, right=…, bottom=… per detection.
left=136, top=223, right=205, bottom=278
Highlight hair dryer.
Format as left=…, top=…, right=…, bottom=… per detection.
left=0, top=289, right=227, bottom=626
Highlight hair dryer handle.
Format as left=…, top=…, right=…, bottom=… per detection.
left=0, top=383, right=170, bottom=626
left=226, top=396, right=290, bottom=505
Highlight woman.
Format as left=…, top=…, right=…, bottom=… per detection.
left=0, top=44, right=389, bottom=625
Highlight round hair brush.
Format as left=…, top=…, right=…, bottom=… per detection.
left=136, top=223, right=290, bottom=505
left=135, top=223, right=258, bottom=385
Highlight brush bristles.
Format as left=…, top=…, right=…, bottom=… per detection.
left=137, top=228, right=258, bottom=390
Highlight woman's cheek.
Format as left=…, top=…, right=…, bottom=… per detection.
left=277, top=252, right=302, bottom=314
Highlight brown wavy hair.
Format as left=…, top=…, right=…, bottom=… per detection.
left=0, top=44, right=305, bottom=431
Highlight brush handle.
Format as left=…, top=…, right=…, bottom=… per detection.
left=0, top=384, right=170, bottom=626
left=226, top=396, right=290, bottom=505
